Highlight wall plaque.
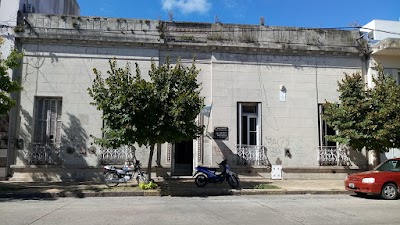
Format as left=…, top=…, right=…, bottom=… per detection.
left=213, top=127, right=229, bottom=139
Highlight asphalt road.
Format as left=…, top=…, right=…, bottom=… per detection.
left=0, top=195, right=399, bottom=225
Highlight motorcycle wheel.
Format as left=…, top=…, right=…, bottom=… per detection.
left=105, top=172, right=119, bottom=188
left=227, top=175, right=239, bottom=188
left=195, top=174, right=208, bottom=187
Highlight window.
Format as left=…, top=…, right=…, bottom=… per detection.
left=375, top=160, right=400, bottom=172
left=318, top=104, right=336, bottom=147
left=237, top=103, right=261, bottom=146
left=33, top=97, right=62, bottom=147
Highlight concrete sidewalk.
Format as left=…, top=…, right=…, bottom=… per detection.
left=0, top=178, right=348, bottom=198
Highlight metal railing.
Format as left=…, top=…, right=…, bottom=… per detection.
left=99, top=146, right=135, bottom=165
left=236, top=145, right=270, bottom=166
left=30, top=143, right=61, bottom=165
left=318, top=146, right=351, bottom=166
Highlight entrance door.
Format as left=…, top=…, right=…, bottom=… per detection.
left=173, top=140, right=193, bottom=176
left=242, top=115, right=258, bottom=145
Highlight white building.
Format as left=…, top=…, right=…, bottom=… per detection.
left=0, top=0, right=79, bottom=59
left=7, top=13, right=368, bottom=181
left=362, top=19, right=400, bottom=162
left=0, top=0, right=79, bottom=179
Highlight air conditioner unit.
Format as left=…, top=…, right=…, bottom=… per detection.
left=24, top=4, right=36, bottom=13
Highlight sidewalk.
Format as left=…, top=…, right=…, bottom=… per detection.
left=0, top=178, right=348, bottom=199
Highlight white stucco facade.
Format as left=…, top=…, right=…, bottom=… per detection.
left=0, top=1, right=79, bottom=180
left=8, top=14, right=367, bottom=181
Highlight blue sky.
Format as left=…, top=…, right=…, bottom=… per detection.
left=78, top=0, right=400, bottom=28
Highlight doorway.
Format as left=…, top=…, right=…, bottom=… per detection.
left=172, top=140, right=193, bottom=176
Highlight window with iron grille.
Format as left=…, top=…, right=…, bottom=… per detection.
left=33, top=97, right=62, bottom=147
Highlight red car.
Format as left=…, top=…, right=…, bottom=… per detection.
left=345, top=158, right=400, bottom=200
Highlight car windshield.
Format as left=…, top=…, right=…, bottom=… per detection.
left=374, top=160, right=400, bottom=172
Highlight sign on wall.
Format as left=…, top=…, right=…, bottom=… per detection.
left=213, top=127, right=229, bottom=139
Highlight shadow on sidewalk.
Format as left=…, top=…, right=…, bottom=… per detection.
left=0, top=178, right=279, bottom=200
left=159, top=179, right=278, bottom=197
left=0, top=182, right=105, bottom=201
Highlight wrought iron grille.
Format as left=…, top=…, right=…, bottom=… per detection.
left=318, top=146, right=351, bottom=166
left=99, top=146, right=135, bottom=164
left=236, top=145, right=270, bottom=166
left=30, top=143, right=61, bottom=165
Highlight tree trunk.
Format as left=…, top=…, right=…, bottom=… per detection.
left=147, top=144, right=155, bottom=181
left=156, top=143, right=161, bottom=166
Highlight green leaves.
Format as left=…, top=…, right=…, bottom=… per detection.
left=323, top=66, right=400, bottom=153
left=88, top=57, right=204, bottom=148
left=0, top=40, right=23, bottom=115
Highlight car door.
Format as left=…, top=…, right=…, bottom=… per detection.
left=393, top=160, right=400, bottom=186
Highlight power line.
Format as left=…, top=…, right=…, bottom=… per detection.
left=357, top=27, right=400, bottom=35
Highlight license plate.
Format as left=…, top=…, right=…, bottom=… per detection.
left=348, top=183, right=355, bottom=188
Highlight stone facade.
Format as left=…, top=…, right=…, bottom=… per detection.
left=0, top=1, right=79, bottom=180
left=9, top=13, right=367, bottom=181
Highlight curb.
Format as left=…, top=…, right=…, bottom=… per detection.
left=0, top=190, right=160, bottom=199
left=0, top=189, right=348, bottom=199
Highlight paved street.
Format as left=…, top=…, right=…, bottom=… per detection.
left=0, top=195, right=399, bottom=225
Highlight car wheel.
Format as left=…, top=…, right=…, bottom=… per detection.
left=381, top=183, right=398, bottom=200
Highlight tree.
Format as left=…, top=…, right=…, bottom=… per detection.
left=0, top=38, right=23, bottom=115
left=88, top=58, right=204, bottom=180
left=366, top=67, right=400, bottom=152
left=323, top=67, right=400, bottom=154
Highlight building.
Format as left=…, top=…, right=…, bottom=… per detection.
left=8, top=13, right=367, bottom=181
left=0, top=0, right=79, bottom=180
left=361, top=19, right=400, bottom=162
left=0, top=0, right=79, bottom=59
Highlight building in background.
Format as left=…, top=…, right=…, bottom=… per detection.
left=1, top=0, right=79, bottom=59
left=0, top=0, right=79, bottom=180
left=361, top=19, right=400, bottom=162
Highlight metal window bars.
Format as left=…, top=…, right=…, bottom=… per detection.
left=236, top=145, right=271, bottom=166
left=29, top=143, right=61, bottom=165
left=318, top=146, right=351, bottom=166
left=99, top=146, right=136, bottom=165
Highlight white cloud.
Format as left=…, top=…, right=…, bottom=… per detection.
left=161, top=0, right=211, bottom=14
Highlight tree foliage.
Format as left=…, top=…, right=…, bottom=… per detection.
left=0, top=38, right=23, bottom=115
left=88, top=58, right=204, bottom=178
left=323, top=67, right=400, bottom=153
